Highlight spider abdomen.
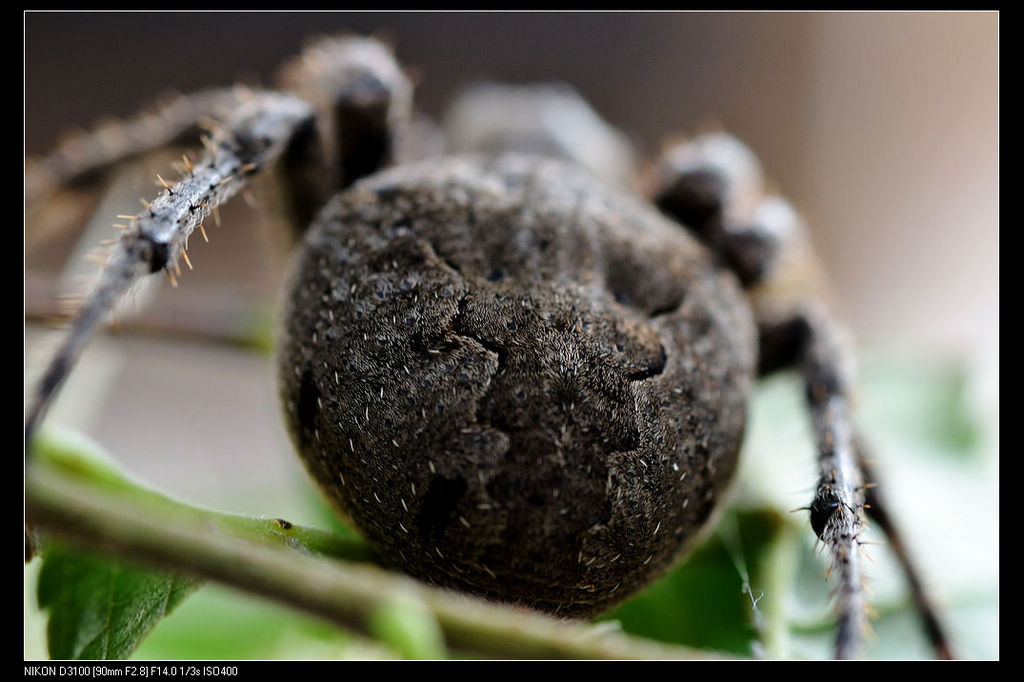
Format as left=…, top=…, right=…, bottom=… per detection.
left=278, top=154, right=756, bottom=616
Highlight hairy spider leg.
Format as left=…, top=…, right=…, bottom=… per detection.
left=651, top=131, right=953, bottom=659
left=24, top=92, right=317, bottom=445
left=275, top=35, right=413, bottom=234
left=25, top=36, right=413, bottom=446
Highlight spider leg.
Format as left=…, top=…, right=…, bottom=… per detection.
left=759, top=313, right=954, bottom=659
left=277, top=34, right=413, bottom=230
left=25, top=91, right=316, bottom=446
left=28, top=36, right=412, bottom=242
left=651, top=132, right=951, bottom=659
left=27, top=87, right=250, bottom=207
left=755, top=301, right=867, bottom=660
left=855, top=437, right=956, bottom=659
left=26, top=36, right=417, bottom=446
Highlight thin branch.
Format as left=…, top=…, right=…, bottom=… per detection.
left=25, top=435, right=716, bottom=660
left=26, top=429, right=375, bottom=565
left=756, top=516, right=800, bottom=659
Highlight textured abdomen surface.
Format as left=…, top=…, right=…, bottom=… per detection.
left=278, top=154, right=757, bottom=616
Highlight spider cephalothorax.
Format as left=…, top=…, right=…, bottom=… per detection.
left=25, top=34, right=953, bottom=659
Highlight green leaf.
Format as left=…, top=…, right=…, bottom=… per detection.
left=27, top=428, right=370, bottom=660
left=37, top=544, right=201, bottom=660
left=131, top=582, right=396, bottom=660
left=601, top=509, right=785, bottom=656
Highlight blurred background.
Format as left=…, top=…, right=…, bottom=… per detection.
left=25, top=12, right=998, bottom=659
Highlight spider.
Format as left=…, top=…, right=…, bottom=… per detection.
left=24, top=32, right=955, bottom=660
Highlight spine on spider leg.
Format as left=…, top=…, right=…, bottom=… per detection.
left=26, top=88, right=250, bottom=206
left=650, top=132, right=869, bottom=658
left=25, top=91, right=316, bottom=446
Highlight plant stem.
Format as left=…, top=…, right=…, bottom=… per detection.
left=758, top=517, right=799, bottom=659
left=27, top=429, right=374, bottom=563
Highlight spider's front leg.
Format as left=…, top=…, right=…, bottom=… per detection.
left=276, top=34, right=415, bottom=231
left=24, top=91, right=317, bottom=444
left=27, top=36, right=414, bottom=242
left=24, top=36, right=414, bottom=446
left=26, top=88, right=250, bottom=209
left=651, top=133, right=953, bottom=659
